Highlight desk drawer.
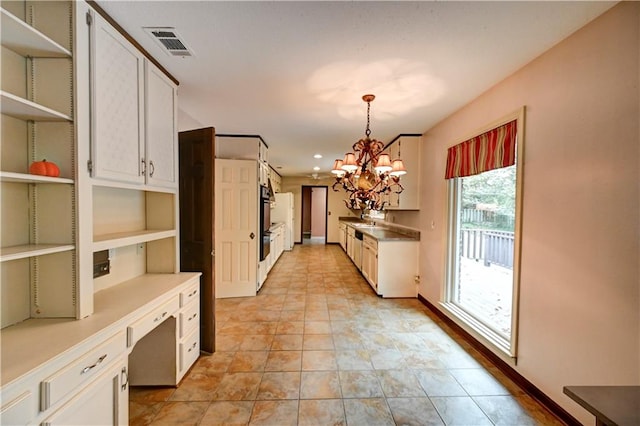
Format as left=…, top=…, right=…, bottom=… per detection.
left=180, top=281, right=199, bottom=307
left=41, top=331, right=126, bottom=411
left=127, top=296, right=179, bottom=347
left=1, top=391, right=33, bottom=425
left=180, top=300, right=200, bottom=339
left=179, top=328, right=200, bottom=374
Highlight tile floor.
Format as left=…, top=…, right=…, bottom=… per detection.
left=130, top=243, right=563, bottom=425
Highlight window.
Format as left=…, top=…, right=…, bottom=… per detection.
left=443, top=109, right=524, bottom=357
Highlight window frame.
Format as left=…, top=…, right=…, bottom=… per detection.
left=441, top=107, right=526, bottom=359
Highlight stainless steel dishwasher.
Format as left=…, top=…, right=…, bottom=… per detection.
left=353, top=230, right=363, bottom=270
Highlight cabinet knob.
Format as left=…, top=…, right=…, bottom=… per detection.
left=149, top=160, right=155, bottom=177
left=250, top=232, right=255, bottom=240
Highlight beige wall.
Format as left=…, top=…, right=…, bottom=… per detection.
left=417, top=3, right=639, bottom=423
left=281, top=176, right=358, bottom=243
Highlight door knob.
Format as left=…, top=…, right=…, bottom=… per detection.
left=250, top=232, right=255, bottom=239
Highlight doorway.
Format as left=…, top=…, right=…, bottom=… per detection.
left=301, top=186, right=328, bottom=244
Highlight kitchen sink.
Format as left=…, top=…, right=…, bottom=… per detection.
left=353, top=223, right=381, bottom=229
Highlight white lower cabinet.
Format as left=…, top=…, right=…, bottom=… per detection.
left=0, top=391, right=33, bottom=425
left=179, top=300, right=199, bottom=339
left=177, top=281, right=200, bottom=381
left=41, top=331, right=126, bottom=411
left=339, top=223, right=347, bottom=251
left=41, top=358, right=128, bottom=426
left=362, top=236, right=378, bottom=291
left=179, top=327, right=200, bottom=375
left=340, top=223, right=418, bottom=298
left=346, top=227, right=355, bottom=262
left=260, top=223, right=285, bottom=289
left=370, top=239, right=418, bottom=298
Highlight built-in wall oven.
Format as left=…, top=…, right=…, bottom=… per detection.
left=260, top=185, right=271, bottom=261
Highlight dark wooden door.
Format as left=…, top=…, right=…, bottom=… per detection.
left=179, top=127, right=215, bottom=353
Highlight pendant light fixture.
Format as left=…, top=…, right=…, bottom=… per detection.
left=332, top=94, right=406, bottom=211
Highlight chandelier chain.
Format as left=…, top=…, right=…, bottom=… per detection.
left=365, top=100, right=371, bottom=138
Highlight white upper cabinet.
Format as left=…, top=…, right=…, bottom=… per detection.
left=385, top=135, right=421, bottom=210
left=216, top=136, right=270, bottom=187
left=89, top=11, right=177, bottom=190
left=144, top=61, right=178, bottom=189
left=90, top=10, right=145, bottom=184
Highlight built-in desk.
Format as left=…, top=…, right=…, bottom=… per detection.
left=1, top=272, right=201, bottom=425
left=563, top=386, right=640, bottom=426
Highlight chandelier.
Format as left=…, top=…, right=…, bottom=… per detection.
left=331, top=94, right=407, bottom=211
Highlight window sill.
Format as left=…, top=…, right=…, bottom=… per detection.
left=439, top=302, right=517, bottom=361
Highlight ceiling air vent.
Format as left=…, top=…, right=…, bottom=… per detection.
left=143, top=27, right=194, bottom=57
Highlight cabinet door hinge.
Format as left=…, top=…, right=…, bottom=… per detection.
left=86, top=11, right=92, bottom=25
left=87, top=160, right=93, bottom=173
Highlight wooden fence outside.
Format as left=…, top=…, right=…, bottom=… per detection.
left=461, top=208, right=514, bottom=229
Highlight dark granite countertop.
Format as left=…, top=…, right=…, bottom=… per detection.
left=339, top=218, right=419, bottom=242
left=564, top=386, right=640, bottom=426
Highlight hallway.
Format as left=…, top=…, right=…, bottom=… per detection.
left=131, top=244, right=562, bottom=425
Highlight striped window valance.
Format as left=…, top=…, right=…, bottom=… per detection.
left=445, top=119, right=517, bottom=179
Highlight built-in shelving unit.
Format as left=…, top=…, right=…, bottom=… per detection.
left=1, top=1, right=77, bottom=327
left=1, top=3, right=193, bottom=424
left=0, top=171, right=74, bottom=184
left=93, top=230, right=177, bottom=252
left=1, top=7, right=70, bottom=57
left=0, top=244, right=75, bottom=263
left=0, top=90, right=72, bottom=121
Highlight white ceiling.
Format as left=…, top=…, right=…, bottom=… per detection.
left=96, top=1, right=614, bottom=177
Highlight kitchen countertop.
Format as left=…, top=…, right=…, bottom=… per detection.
left=339, top=218, right=420, bottom=242
left=1, top=272, right=201, bottom=387
left=563, top=386, right=640, bottom=426
left=270, top=222, right=284, bottom=231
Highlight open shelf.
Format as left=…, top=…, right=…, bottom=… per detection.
left=1, top=8, right=71, bottom=58
left=91, top=178, right=178, bottom=194
left=0, top=244, right=75, bottom=262
left=93, top=229, right=176, bottom=252
left=1, top=91, right=72, bottom=122
left=0, top=171, right=74, bottom=184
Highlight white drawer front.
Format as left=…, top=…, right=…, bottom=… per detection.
left=127, top=296, right=179, bottom=347
left=180, top=281, right=199, bottom=307
left=364, top=235, right=377, bottom=249
left=179, top=328, right=200, bottom=374
left=1, top=391, right=33, bottom=425
left=180, top=300, right=200, bottom=339
left=40, top=331, right=126, bottom=411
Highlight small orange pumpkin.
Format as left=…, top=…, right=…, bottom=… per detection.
left=30, top=159, right=60, bottom=177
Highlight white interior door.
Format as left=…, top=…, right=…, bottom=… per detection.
left=310, top=187, right=327, bottom=238
left=214, top=159, right=258, bottom=298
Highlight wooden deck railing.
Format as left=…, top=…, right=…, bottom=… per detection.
left=460, top=229, right=514, bottom=269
